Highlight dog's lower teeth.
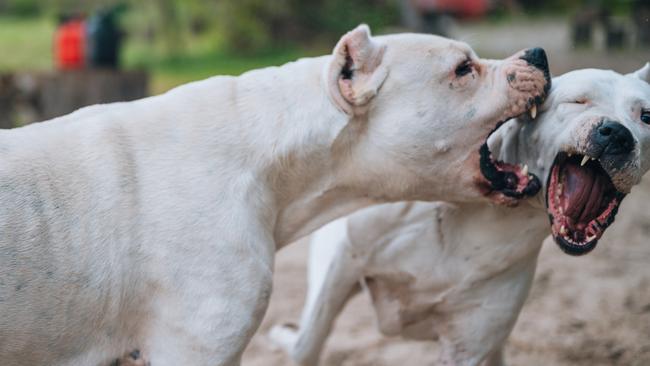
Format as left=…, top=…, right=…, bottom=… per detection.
left=522, top=164, right=529, bottom=176
left=560, top=225, right=567, bottom=235
left=586, top=235, right=596, bottom=242
left=529, top=105, right=537, bottom=119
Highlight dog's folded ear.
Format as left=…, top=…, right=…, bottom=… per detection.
left=327, top=24, right=388, bottom=115
left=629, top=62, right=650, bottom=83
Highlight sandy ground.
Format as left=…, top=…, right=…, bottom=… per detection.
left=242, top=174, right=650, bottom=366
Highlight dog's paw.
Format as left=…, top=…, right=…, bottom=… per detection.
left=112, top=349, right=150, bottom=366
left=268, top=322, right=299, bottom=352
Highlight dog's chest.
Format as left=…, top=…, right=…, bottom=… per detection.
left=363, top=271, right=449, bottom=337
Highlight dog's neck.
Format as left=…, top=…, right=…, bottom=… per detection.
left=216, top=56, right=383, bottom=247
left=445, top=203, right=550, bottom=264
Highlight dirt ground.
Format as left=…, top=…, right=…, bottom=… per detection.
left=242, top=173, right=650, bottom=366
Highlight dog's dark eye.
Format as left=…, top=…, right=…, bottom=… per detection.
left=641, top=110, right=650, bottom=125
left=455, top=60, right=473, bottom=77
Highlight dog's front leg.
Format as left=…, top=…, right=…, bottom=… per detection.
left=436, top=258, right=537, bottom=366
left=270, top=220, right=362, bottom=366
left=142, top=235, right=274, bottom=366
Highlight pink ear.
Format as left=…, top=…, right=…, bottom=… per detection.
left=327, top=25, right=388, bottom=114
left=335, top=25, right=379, bottom=74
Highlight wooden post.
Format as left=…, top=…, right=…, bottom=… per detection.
left=37, top=69, right=148, bottom=121
left=0, top=74, right=16, bottom=129
left=0, top=69, right=148, bottom=128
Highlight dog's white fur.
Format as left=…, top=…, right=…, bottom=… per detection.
left=0, top=26, right=548, bottom=366
left=269, top=64, right=650, bottom=366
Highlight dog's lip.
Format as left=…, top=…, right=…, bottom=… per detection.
left=545, top=151, right=626, bottom=256
left=478, top=103, right=543, bottom=201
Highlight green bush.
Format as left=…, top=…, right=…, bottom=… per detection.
left=215, top=0, right=399, bottom=53
left=1, top=0, right=43, bottom=17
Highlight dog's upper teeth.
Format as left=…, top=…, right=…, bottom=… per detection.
left=522, top=164, right=529, bottom=176
left=581, top=156, right=590, bottom=167
left=530, top=105, right=537, bottom=119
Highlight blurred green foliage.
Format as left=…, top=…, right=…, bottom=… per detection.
left=0, top=0, right=42, bottom=16
left=215, top=0, right=399, bottom=52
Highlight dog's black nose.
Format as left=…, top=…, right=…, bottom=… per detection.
left=595, top=121, right=635, bottom=156
left=520, top=47, right=549, bottom=74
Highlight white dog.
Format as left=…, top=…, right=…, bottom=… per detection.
left=0, top=25, right=549, bottom=366
left=269, top=64, right=650, bottom=366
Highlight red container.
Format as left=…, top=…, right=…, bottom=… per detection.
left=415, top=0, right=489, bottom=18
left=55, top=19, right=86, bottom=70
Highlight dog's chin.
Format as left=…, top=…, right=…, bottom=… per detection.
left=478, top=107, right=542, bottom=206
left=546, top=152, right=626, bottom=256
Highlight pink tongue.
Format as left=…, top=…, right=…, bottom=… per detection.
left=562, top=163, right=604, bottom=227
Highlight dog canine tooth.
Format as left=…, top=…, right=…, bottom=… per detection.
left=560, top=225, right=567, bottom=235
left=580, top=155, right=590, bottom=166
left=530, top=104, right=537, bottom=119
left=586, top=234, right=597, bottom=242
left=522, top=164, right=529, bottom=176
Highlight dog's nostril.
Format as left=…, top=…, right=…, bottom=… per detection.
left=598, top=125, right=612, bottom=136
left=596, top=121, right=634, bottom=155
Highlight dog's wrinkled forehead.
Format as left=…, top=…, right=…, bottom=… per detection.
left=532, top=69, right=648, bottom=144
left=546, top=69, right=650, bottom=116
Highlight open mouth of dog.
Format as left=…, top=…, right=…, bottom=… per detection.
left=546, top=152, right=626, bottom=255
left=479, top=104, right=542, bottom=201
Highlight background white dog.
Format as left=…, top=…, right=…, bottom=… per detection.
left=269, top=64, right=650, bottom=366
left=0, top=25, right=549, bottom=366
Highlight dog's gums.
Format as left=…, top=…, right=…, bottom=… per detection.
left=547, top=153, right=626, bottom=255
left=479, top=105, right=543, bottom=201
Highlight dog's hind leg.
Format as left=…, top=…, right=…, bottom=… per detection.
left=269, top=218, right=362, bottom=366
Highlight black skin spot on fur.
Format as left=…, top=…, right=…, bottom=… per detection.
left=519, top=48, right=552, bottom=97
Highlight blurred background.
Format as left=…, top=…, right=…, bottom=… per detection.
left=0, top=0, right=648, bottom=128
left=0, top=1, right=649, bottom=365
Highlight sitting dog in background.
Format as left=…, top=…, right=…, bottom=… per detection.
left=0, top=25, right=549, bottom=366
left=269, top=64, right=650, bottom=366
